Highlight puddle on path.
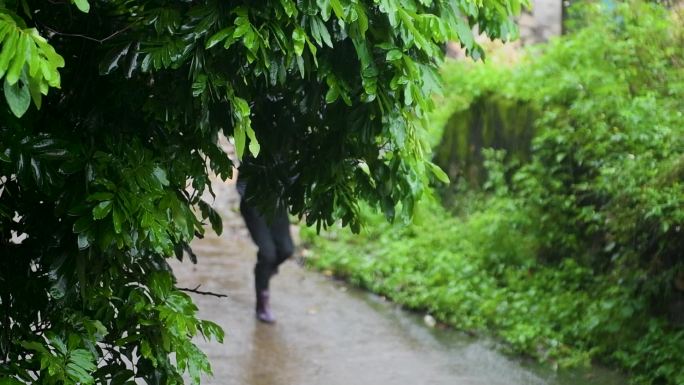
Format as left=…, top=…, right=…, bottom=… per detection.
left=171, top=178, right=626, bottom=385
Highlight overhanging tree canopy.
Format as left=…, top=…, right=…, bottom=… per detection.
left=0, top=0, right=522, bottom=383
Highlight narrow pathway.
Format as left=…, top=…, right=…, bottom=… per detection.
left=170, top=177, right=624, bottom=385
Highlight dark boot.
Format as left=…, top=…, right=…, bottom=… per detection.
left=256, top=290, right=276, bottom=324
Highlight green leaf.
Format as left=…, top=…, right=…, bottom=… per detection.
left=30, top=157, right=42, bottom=187
left=152, top=166, right=170, bottom=186
left=454, top=19, right=475, bottom=51
left=87, top=192, right=114, bottom=202
left=310, top=18, right=323, bottom=47
left=0, top=149, right=10, bottom=163
left=233, top=18, right=251, bottom=38
left=200, top=320, right=225, bottom=343
left=230, top=95, right=251, bottom=159
left=69, top=349, right=96, bottom=371
left=0, top=32, right=18, bottom=78
left=354, top=4, right=368, bottom=35
left=233, top=122, right=246, bottom=159
left=112, top=206, right=123, bottom=234
left=330, top=0, right=345, bottom=20
left=325, top=85, right=339, bottom=103
left=149, top=272, right=172, bottom=299
left=306, top=38, right=318, bottom=66
left=47, top=334, right=68, bottom=355
left=246, top=125, right=260, bottom=157
left=110, top=369, right=135, bottom=385
left=73, top=216, right=93, bottom=233
left=93, top=200, right=113, bottom=220
left=386, top=49, right=402, bottom=61
left=72, top=0, right=90, bottom=13
left=20, top=340, right=48, bottom=353
left=296, top=55, right=304, bottom=78
left=317, top=0, right=332, bottom=21
left=27, top=77, right=42, bottom=109
left=206, top=27, right=235, bottom=49
left=66, top=363, right=94, bottom=384
left=317, top=19, right=333, bottom=48
left=140, top=340, right=157, bottom=366
left=428, top=161, right=449, bottom=184
left=4, top=77, right=30, bottom=117
left=28, top=42, right=41, bottom=77
left=403, top=82, right=413, bottom=105
left=98, top=44, right=130, bottom=75
left=279, top=0, right=297, bottom=17
left=6, top=34, right=29, bottom=85
left=199, top=200, right=223, bottom=236
left=292, top=27, right=306, bottom=56
left=77, top=233, right=90, bottom=250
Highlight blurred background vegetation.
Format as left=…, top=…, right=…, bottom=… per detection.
left=303, top=1, right=684, bottom=384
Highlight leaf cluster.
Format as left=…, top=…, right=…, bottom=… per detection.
left=0, top=0, right=523, bottom=383
left=0, top=9, right=64, bottom=117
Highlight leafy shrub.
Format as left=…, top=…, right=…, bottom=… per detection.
left=303, top=2, right=684, bottom=384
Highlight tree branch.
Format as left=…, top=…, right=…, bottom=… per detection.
left=178, top=285, right=228, bottom=299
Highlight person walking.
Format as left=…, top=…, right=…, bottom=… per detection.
left=237, top=171, right=294, bottom=324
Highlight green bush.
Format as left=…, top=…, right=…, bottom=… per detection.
left=303, top=2, right=684, bottom=384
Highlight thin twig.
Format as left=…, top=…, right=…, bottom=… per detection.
left=44, top=24, right=132, bottom=44
left=178, top=285, right=228, bottom=299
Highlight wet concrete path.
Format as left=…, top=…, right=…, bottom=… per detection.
left=171, top=177, right=625, bottom=385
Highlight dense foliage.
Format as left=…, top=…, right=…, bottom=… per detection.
left=303, top=2, right=684, bottom=384
left=0, top=0, right=524, bottom=383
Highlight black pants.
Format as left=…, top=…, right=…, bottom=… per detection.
left=240, top=199, right=294, bottom=292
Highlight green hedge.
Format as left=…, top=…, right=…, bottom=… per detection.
left=303, top=2, right=684, bottom=384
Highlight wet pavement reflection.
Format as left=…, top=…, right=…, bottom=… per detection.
left=170, top=177, right=626, bottom=385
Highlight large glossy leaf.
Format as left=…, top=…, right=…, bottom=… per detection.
left=3, top=77, right=30, bottom=117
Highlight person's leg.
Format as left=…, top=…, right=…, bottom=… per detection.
left=239, top=199, right=277, bottom=323
left=269, top=207, right=294, bottom=272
